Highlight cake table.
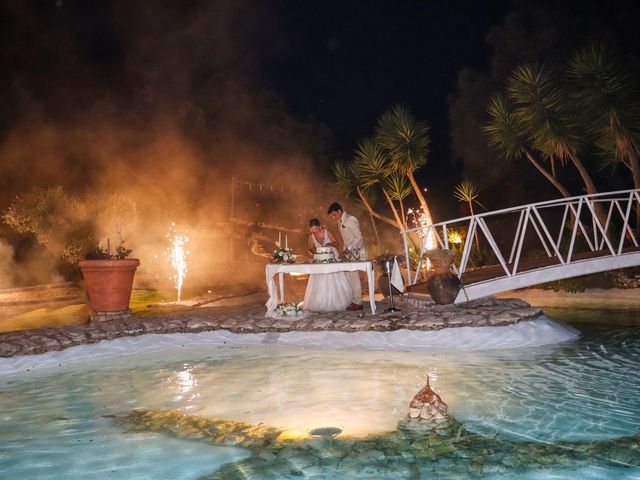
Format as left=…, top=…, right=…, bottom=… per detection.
left=265, top=261, right=377, bottom=316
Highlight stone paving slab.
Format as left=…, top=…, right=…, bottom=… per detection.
left=0, top=294, right=543, bottom=358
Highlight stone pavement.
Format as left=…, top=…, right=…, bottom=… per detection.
left=0, top=294, right=542, bottom=358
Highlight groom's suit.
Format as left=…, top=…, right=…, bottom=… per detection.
left=338, top=211, right=366, bottom=305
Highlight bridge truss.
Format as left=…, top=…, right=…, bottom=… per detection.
left=401, top=189, right=640, bottom=303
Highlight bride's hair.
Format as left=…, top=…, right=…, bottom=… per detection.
left=309, top=218, right=321, bottom=228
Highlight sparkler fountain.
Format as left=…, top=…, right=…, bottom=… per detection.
left=167, top=223, right=190, bottom=303
left=407, top=207, right=437, bottom=269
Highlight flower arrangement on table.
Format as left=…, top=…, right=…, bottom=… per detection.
left=275, top=302, right=304, bottom=317
left=272, top=243, right=297, bottom=263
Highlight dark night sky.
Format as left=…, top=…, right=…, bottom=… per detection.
left=6, top=0, right=639, bottom=211
left=266, top=1, right=511, bottom=173
left=0, top=0, right=514, bottom=202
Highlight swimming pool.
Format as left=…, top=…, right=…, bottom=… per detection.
left=0, top=310, right=638, bottom=479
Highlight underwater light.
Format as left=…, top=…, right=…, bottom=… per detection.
left=308, top=427, right=342, bottom=438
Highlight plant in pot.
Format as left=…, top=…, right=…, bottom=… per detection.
left=78, top=239, right=140, bottom=320
left=422, top=248, right=460, bottom=305
left=2, top=186, right=140, bottom=320
left=423, top=248, right=455, bottom=274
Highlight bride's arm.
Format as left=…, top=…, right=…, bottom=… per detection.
left=325, top=229, right=340, bottom=249
left=307, top=234, right=316, bottom=254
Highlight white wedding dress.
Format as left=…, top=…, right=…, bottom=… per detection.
left=303, top=230, right=353, bottom=312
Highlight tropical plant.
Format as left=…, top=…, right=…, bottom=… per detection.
left=333, top=159, right=386, bottom=244
left=568, top=45, right=640, bottom=184
left=385, top=171, right=413, bottom=228
left=454, top=180, right=484, bottom=252
left=484, top=94, right=571, bottom=198
left=353, top=138, right=403, bottom=229
left=568, top=44, right=640, bottom=225
left=507, top=63, right=600, bottom=200
left=453, top=180, right=485, bottom=216
left=375, top=105, right=435, bottom=227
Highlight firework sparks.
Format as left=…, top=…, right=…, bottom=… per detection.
left=407, top=207, right=437, bottom=271
left=407, top=207, right=436, bottom=251
left=167, top=223, right=190, bottom=303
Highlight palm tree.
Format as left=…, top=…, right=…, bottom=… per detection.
left=568, top=45, right=640, bottom=226
left=484, top=93, right=571, bottom=197
left=375, top=105, right=435, bottom=229
left=508, top=64, right=600, bottom=194
left=454, top=180, right=485, bottom=216
left=453, top=180, right=485, bottom=251
left=333, top=155, right=399, bottom=235
left=333, top=160, right=386, bottom=244
left=385, top=171, right=413, bottom=229
left=507, top=63, right=605, bottom=221
left=353, top=138, right=404, bottom=229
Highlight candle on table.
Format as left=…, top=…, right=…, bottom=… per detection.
left=278, top=231, right=281, bottom=245
left=285, top=234, right=288, bottom=249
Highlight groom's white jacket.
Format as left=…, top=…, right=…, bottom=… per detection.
left=339, top=211, right=366, bottom=259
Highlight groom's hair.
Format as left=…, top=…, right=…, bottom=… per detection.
left=309, top=218, right=321, bottom=227
left=327, top=202, right=342, bottom=214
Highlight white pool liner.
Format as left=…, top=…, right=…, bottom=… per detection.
left=0, top=316, right=578, bottom=376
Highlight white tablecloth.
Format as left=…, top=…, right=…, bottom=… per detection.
left=265, top=261, right=377, bottom=316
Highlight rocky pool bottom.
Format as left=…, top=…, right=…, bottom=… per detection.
left=118, top=407, right=639, bottom=480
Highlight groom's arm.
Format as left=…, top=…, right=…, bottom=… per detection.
left=343, top=215, right=363, bottom=248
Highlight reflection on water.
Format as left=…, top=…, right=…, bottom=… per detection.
left=0, top=310, right=638, bottom=479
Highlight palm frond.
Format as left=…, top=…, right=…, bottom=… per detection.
left=453, top=180, right=485, bottom=208
left=568, top=44, right=640, bottom=162
left=353, top=137, right=391, bottom=186
left=374, top=104, right=430, bottom=172
left=483, top=93, right=529, bottom=161
left=332, top=161, right=358, bottom=198
left=507, top=63, right=581, bottom=162
left=385, top=171, right=413, bottom=201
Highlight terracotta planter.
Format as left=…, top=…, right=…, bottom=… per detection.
left=426, top=272, right=461, bottom=305
left=78, top=259, right=140, bottom=312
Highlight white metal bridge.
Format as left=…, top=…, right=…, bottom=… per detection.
left=401, top=189, right=640, bottom=304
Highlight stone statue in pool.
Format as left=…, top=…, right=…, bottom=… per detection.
left=116, top=389, right=640, bottom=479
left=408, top=374, right=449, bottom=421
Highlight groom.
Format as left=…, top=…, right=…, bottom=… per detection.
left=328, top=202, right=366, bottom=311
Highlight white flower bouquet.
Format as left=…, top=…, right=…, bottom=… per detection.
left=272, top=243, right=297, bottom=263
left=275, top=302, right=304, bottom=317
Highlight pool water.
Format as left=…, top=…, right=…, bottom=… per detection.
left=0, top=310, right=639, bottom=479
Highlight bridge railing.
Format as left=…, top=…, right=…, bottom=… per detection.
left=401, top=189, right=640, bottom=286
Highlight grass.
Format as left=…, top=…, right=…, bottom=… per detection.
left=0, top=289, right=177, bottom=334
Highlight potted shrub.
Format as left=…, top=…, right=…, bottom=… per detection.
left=423, top=248, right=454, bottom=274
left=78, top=240, right=139, bottom=318
left=3, top=186, right=140, bottom=318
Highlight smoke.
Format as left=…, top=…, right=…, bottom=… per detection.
left=0, top=1, right=340, bottom=290
left=0, top=240, right=15, bottom=289
left=0, top=238, right=63, bottom=289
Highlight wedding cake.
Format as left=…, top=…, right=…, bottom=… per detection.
left=314, top=246, right=335, bottom=263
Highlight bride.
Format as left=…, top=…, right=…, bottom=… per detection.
left=302, top=218, right=353, bottom=312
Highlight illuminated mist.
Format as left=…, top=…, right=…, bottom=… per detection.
left=0, top=2, right=343, bottom=294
